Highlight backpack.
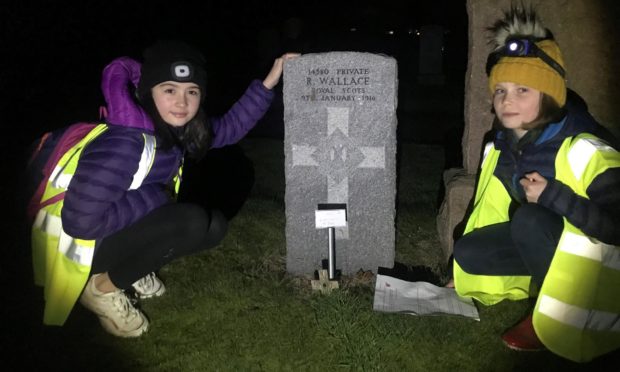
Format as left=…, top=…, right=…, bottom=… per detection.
left=25, top=122, right=100, bottom=223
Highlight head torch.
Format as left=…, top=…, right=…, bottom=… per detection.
left=486, top=38, right=566, bottom=78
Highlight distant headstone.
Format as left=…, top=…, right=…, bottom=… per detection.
left=283, top=52, right=397, bottom=275
left=418, top=24, right=445, bottom=85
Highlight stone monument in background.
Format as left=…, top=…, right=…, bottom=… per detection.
left=418, top=24, right=445, bottom=85
left=283, top=52, right=398, bottom=275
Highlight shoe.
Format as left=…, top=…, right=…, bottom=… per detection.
left=501, top=314, right=546, bottom=351
left=132, top=272, right=166, bottom=299
left=80, top=274, right=149, bottom=337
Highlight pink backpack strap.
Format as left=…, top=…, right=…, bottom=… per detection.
left=27, top=123, right=99, bottom=222
left=99, top=105, right=108, bottom=120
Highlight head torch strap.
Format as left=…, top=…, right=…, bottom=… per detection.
left=486, top=43, right=566, bottom=79
left=485, top=51, right=501, bottom=76
left=531, top=45, right=566, bottom=78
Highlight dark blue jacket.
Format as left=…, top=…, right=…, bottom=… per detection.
left=493, top=98, right=620, bottom=245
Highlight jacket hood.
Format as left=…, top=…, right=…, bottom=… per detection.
left=100, top=57, right=154, bottom=132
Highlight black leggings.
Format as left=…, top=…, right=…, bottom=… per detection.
left=91, top=203, right=228, bottom=290
left=453, top=204, right=564, bottom=287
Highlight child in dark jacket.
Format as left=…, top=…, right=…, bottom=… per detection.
left=450, top=8, right=620, bottom=362
left=31, top=40, right=297, bottom=337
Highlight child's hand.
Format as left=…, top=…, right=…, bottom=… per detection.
left=262, top=53, right=300, bottom=89
left=520, top=172, right=548, bottom=203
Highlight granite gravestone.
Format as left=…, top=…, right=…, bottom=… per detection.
left=283, top=52, right=398, bottom=275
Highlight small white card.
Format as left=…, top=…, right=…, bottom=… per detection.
left=315, top=209, right=347, bottom=228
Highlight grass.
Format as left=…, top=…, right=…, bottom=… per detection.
left=5, top=138, right=619, bottom=371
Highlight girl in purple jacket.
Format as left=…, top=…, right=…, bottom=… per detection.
left=65, top=40, right=297, bottom=337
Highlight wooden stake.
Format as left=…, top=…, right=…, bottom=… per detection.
left=311, top=269, right=339, bottom=293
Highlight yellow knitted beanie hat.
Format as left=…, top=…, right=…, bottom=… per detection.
left=489, top=39, right=566, bottom=106
left=487, top=7, right=567, bottom=107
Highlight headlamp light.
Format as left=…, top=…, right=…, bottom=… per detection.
left=506, top=39, right=533, bottom=55
left=486, top=38, right=566, bottom=78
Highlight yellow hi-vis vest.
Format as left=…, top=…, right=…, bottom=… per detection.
left=454, top=133, right=620, bottom=362
left=31, top=123, right=160, bottom=326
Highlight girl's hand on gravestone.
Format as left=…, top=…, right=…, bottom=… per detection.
left=262, top=53, right=301, bottom=89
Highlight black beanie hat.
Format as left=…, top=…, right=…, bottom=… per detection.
left=137, top=40, right=207, bottom=100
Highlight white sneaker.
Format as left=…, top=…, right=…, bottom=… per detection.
left=80, top=274, right=149, bottom=338
left=132, top=272, right=166, bottom=299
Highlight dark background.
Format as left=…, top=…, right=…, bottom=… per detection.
left=2, top=1, right=468, bottom=363
left=3, top=0, right=469, bottom=254
left=2, top=0, right=468, bottom=285
left=3, top=0, right=468, bottom=148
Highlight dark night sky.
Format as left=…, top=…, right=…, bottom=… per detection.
left=3, top=0, right=467, bottom=148
left=3, top=0, right=468, bottom=262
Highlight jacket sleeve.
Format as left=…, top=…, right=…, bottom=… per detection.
left=538, top=167, right=620, bottom=245
left=210, top=79, right=274, bottom=148
left=61, top=129, right=171, bottom=240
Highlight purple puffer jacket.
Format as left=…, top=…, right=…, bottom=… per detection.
left=61, top=57, right=274, bottom=240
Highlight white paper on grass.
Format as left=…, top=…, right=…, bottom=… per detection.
left=373, top=274, right=480, bottom=320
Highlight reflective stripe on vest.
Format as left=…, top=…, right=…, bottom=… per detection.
left=567, top=137, right=615, bottom=181
left=539, top=295, right=620, bottom=333
left=33, top=210, right=94, bottom=266
left=49, top=132, right=157, bottom=191
left=480, top=141, right=494, bottom=169
left=32, top=124, right=159, bottom=326
left=172, top=157, right=184, bottom=195
left=130, top=133, right=157, bottom=189
left=455, top=133, right=620, bottom=361
left=454, top=143, right=531, bottom=305
left=533, top=134, right=620, bottom=362
left=47, top=130, right=157, bottom=263
left=558, top=231, right=620, bottom=271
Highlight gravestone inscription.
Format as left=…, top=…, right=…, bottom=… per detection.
left=283, top=52, right=398, bottom=275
